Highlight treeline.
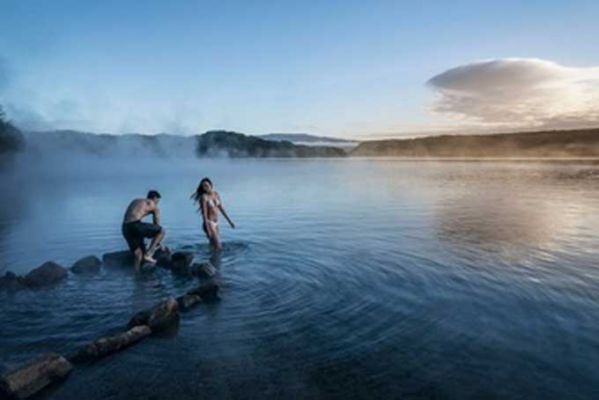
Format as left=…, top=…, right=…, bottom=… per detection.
left=12, top=128, right=347, bottom=159
left=0, top=106, right=25, bottom=156
left=196, top=130, right=347, bottom=158
left=351, top=128, right=599, bottom=158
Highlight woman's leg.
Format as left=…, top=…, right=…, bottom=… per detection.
left=212, top=224, right=222, bottom=250
left=205, top=222, right=222, bottom=250
left=203, top=222, right=212, bottom=244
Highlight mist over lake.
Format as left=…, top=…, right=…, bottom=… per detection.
left=3, top=0, right=599, bottom=398
left=1, top=158, right=598, bottom=399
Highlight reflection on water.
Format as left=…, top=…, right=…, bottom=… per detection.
left=1, top=160, right=599, bottom=400
left=435, top=172, right=594, bottom=256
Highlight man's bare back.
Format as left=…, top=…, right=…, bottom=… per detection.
left=123, top=199, right=158, bottom=224
left=121, top=191, right=165, bottom=268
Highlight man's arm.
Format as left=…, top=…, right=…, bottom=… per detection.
left=151, top=202, right=161, bottom=225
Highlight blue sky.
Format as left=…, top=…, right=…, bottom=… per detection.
left=1, top=0, right=598, bottom=138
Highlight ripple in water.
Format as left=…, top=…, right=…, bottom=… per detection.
left=0, top=160, right=599, bottom=399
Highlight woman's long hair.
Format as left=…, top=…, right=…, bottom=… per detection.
left=191, top=177, right=213, bottom=207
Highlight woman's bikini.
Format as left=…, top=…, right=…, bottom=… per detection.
left=205, top=196, right=220, bottom=228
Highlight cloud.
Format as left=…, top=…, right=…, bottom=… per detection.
left=427, top=58, right=599, bottom=130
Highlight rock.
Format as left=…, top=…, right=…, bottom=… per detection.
left=176, top=294, right=202, bottom=310
left=102, top=251, right=158, bottom=272
left=69, top=325, right=152, bottom=363
left=191, top=261, right=216, bottom=278
left=22, top=262, right=67, bottom=288
left=139, top=262, right=157, bottom=273
left=176, top=281, right=220, bottom=310
left=154, top=247, right=172, bottom=269
left=0, top=272, right=25, bottom=291
left=70, top=255, right=101, bottom=274
left=102, top=251, right=134, bottom=268
left=0, top=353, right=72, bottom=400
left=170, top=252, right=194, bottom=276
left=127, top=297, right=179, bottom=332
left=187, top=281, right=220, bottom=301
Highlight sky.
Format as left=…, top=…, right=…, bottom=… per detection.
left=0, top=0, right=598, bottom=139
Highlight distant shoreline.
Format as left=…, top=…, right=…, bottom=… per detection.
left=351, top=127, right=599, bottom=158
left=5, top=127, right=599, bottom=161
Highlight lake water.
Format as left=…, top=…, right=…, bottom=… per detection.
left=1, top=159, right=599, bottom=399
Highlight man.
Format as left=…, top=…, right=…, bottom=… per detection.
left=122, top=190, right=165, bottom=268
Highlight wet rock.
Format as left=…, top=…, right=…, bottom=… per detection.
left=127, top=297, right=180, bottom=332
left=0, top=272, right=25, bottom=291
left=153, top=317, right=180, bottom=338
left=191, top=261, right=216, bottom=278
left=187, top=281, right=220, bottom=301
left=0, top=353, right=72, bottom=400
left=139, top=262, right=158, bottom=273
left=154, top=247, right=172, bottom=269
left=176, top=281, right=220, bottom=310
left=22, top=262, right=68, bottom=288
left=170, top=252, right=194, bottom=276
left=69, top=325, right=152, bottom=363
left=176, top=294, right=202, bottom=310
left=102, top=250, right=165, bottom=272
left=102, top=250, right=134, bottom=268
left=70, top=255, right=101, bottom=274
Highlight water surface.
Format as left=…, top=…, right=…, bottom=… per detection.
left=1, top=159, right=598, bottom=399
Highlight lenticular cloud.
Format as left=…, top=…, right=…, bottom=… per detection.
left=427, top=58, right=599, bottom=130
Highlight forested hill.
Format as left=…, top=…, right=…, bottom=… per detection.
left=351, top=128, right=599, bottom=158
left=0, top=108, right=25, bottom=165
left=197, top=131, right=347, bottom=157
left=22, top=129, right=348, bottom=159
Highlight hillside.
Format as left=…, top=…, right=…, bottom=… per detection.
left=0, top=110, right=25, bottom=156
left=351, top=128, right=599, bottom=158
left=24, top=130, right=196, bottom=158
left=197, top=131, right=347, bottom=157
left=259, top=133, right=358, bottom=146
left=0, top=109, right=25, bottom=168
left=21, top=129, right=348, bottom=159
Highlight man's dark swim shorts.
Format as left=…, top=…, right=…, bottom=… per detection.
left=122, top=221, right=162, bottom=252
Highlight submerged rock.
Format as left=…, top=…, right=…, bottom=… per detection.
left=187, top=281, right=220, bottom=301
left=70, top=255, right=101, bottom=274
left=0, top=272, right=25, bottom=291
left=69, top=325, right=152, bottom=363
left=177, top=281, right=220, bottom=310
left=0, top=353, right=72, bottom=400
left=23, top=262, right=68, bottom=288
left=127, top=297, right=180, bottom=332
left=176, top=294, right=203, bottom=310
left=170, top=252, right=194, bottom=276
left=191, top=261, right=216, bottom=278
left=102, top=251, right=133, bottom=268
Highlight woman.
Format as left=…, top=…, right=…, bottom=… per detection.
left=191, top=177, right=235, bottom=250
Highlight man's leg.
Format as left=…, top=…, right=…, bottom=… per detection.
left=123, top=223, right=144, bottom=269
left=146, top=227, right=165, bottom=260
left=133, top=248, right=143, bottom=270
